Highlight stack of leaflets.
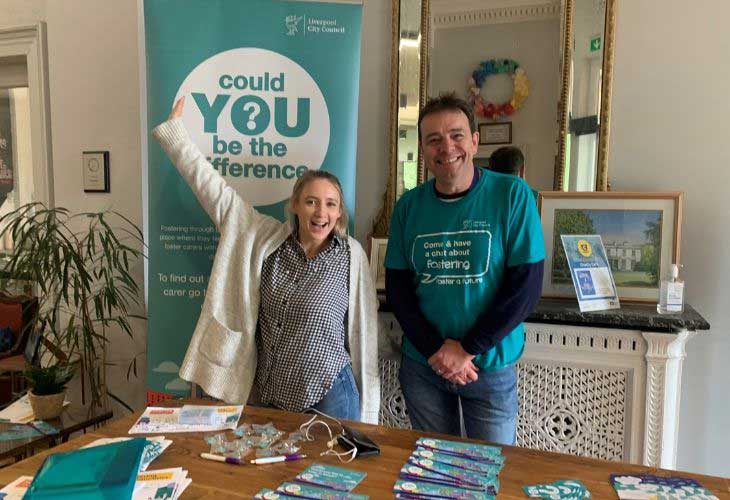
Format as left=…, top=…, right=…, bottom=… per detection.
left=133, top=467, right=191, bottom=499
left=392, top=437, right=505, bottom=499
left=611, top=474, right=719, bottom=499
left=254, top=463, right=369, bottom=499
left=128, top=405, right=243, bottom=434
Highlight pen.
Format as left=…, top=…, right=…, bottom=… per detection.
left=250, top=454, right=307, bottom=465
left=200, top=452, right=244, bottom=465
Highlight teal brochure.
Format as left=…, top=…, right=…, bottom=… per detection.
left=24, top=438, right=146, bottom=499
left=408, top=456, right=499, bottom=485
left=415, top=438, right=502, bottom=461
left=295, top=463, right=366, bottom=492
left=412, top=447, right=504, bottom=472
left=560, top=235, right=620, bottom=312
left=393, top=479, right=495, bottom=499
left=276, top=481, right=369, bottom=499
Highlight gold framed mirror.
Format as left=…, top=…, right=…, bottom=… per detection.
left=372, top=0, right=617, bottom=238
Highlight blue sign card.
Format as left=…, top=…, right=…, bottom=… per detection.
left=560, top=235, right=620, bottom=312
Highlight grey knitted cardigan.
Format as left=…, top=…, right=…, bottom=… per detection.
left=152, top=118, right=381, bottom=423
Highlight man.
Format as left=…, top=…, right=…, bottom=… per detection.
left=488, top=146, right=538, bottom=199
left=384, top=93, right=545, bottom=444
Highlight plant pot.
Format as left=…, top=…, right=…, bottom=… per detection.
left=28, top=390, right=66, bottom=420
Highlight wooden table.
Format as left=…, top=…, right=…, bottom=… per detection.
left=0, top=401, right=727, bottom=498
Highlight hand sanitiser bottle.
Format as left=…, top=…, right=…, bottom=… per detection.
left=657, top=264, right=684, bottom=314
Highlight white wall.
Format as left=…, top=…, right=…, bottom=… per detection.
left=429, top=19, right=561, bottom=191
left=610, top=0, right=730, bottom=477
left=354, top=0, right=391, bottom=243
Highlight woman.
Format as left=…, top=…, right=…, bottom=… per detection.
left=152, top=97, right=379, bottom=422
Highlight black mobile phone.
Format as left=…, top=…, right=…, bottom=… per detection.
left=338, top=425, right=381, bottom=458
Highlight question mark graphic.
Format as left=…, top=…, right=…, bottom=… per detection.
left=243, top=102, right=261, bottom=131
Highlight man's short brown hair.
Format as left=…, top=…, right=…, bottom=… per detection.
left=417, top=92, right=477, bottom=140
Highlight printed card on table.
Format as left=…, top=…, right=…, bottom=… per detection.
left=610, top=474, right=718, bottom=499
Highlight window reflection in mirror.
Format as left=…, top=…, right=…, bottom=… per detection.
left=395, top=0, right=422, bottom=198
left=564, top=0, right=606, bottom=191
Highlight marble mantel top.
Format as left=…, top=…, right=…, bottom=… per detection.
left=378, top=297, right=711, bottom=334
left=527, top=299, right=710, bottom=333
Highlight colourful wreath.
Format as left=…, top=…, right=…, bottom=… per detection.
left=468, top=59, right=529, bottom=120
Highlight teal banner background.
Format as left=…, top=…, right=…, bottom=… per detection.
left=144, top=0, right=362, bottom=399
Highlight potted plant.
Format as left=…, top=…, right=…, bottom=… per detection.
left=0, top=203, right=146, bottom=410
left=24, top=364, right=74, bottom=419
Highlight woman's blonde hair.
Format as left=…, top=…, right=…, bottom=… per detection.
left=287, top=170, right=349, bottom=238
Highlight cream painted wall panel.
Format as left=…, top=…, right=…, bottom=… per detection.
left=47, top=0, right=147, bottom=411
left=609, top=0, right=730, bottom=477
left=2, top=0, right=46, bottom=25
left=354, top=0, right=391, bottom=243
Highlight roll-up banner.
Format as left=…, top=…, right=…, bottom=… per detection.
left=143, top=0, right=363, bottom=402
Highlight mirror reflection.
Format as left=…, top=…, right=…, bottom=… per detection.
left=428, top=0, right=562, bottom=193
left=377, top=0, right=616, bottom=237
left=562, top=0, right=606, bottom=191
left=395, top=0, right=423, bottom=199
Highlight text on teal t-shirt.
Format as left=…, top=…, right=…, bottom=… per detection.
left=384, top=169, right=545, bottom=370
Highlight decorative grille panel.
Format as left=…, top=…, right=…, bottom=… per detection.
left=517, top=361, right=628, bottom=461
left=378, top=358, right=411, bottom=429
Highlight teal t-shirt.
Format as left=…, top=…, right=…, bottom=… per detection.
left=385, top=169, right=545, bottom=370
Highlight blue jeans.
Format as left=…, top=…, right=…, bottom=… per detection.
left=311, top=364, right=361, bottom=421
left=399, top=354, right=518, bottom=445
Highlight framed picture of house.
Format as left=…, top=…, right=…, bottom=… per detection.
left=538, top=192, right=683, bottom=302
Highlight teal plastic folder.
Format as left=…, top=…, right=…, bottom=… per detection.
left=24, top=437, right=146, bottom=499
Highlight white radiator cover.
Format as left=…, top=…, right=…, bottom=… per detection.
left=377, top=312, right=695, bottom=469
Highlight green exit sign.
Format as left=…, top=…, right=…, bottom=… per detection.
left=590, top=35, right=602, bottom=52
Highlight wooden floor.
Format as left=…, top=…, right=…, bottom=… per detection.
left=0, top=402, right=727, bottom=498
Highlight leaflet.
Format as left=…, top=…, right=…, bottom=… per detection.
left=399, top=463, right=498, bottom=493
left=276, top=482, right=369, bottom=499
left=408, top=456, right=499, bottom=486
left=295, top=463, right=367, bottom=492
left=128, top=405, right=243, bottom=434
left=0, top=476, right=33, bottom=500
left=412, top=448, right=504, bottom=474
left=133, top=467, right=191, bottom=500
left=415, top=438, right=502, bottom=462
left=394, top=479, right=496, bottom=500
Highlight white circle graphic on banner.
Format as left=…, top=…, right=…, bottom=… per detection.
left=175, top=48, right=330, bottom=206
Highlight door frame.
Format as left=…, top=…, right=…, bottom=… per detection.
left=0, top=22, right=54, bottom=205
